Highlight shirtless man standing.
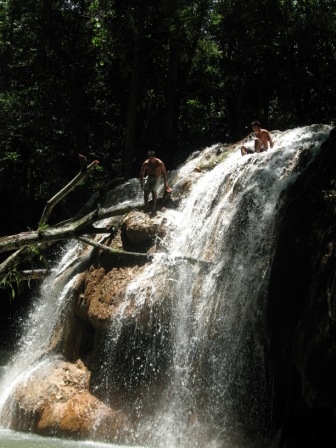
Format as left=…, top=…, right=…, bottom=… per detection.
left=241, top=121, right=274, bottom=156
left=140, top=151, right=167, bottom=211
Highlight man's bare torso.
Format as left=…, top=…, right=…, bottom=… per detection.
left=144, top=158, right=164, bottom=177
left=255, top=128, right=271, bottom=148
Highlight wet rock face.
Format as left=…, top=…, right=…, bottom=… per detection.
left=267, top=127, right=336, bottom=446
left=8, top=205, right=175, bottom=443
left=76, top=211, right=171, bottom=333
left=11, top=360, right=133, bottom=443
left=38, top=391, right=131, bottom=441
left=84, top=265, right=146, bottom=330
left=121, top=210, right=167, bottom=249
left=8, top=129, right=336, bottom=446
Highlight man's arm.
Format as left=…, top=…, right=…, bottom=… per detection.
left=267, top=131, right=274, bottom=148
left=140, top=163, right=147, bottom=188
left=161, top=163, right=168, bottom=187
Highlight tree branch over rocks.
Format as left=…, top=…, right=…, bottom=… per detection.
left=0, top=160, right=143, bottom=288
left=39, top=160, right=99, bottom=227
left=77, top=236, right=153, bottom=262
left=0, top=159, right=211, bottom=292
left=0, top=202, right=143, bottom=255
left=77, top=236, right=214, bottom=267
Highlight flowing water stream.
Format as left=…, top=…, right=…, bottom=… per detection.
left=128, top=125, right=331, bottom=447
left=0, top=125, right=331, bottom=448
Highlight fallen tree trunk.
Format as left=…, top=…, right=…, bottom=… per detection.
left=20, top=269, right=49, bottom=281
left=0, top=162, right=144, bottom=287
left=0, top=224, right=213, bottom=287
left=0, top=247, right=33, bottom=273
left=0, top=245, right=51, bottom=276
left=0, top=202, right=143, bottom=255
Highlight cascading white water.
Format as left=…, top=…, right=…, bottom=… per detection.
left=0, top=125, right=331, bottom=448
left=95, top=125, right=331, bottom=447
left=0, top=241, right=90, bottom=426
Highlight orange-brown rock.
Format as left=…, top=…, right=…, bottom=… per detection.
left=82, top=262, right=170, bottom=331
left=71, top=210, right=171, bottom=331
left=84, top=265, right=146, bottom=330
left=38, top=391, right=131, bottom=442
left=8, top=191, right=177, bottom=443
left=11, top=359, right=132, bottom=442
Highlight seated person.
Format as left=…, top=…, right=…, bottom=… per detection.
left=241, top=121, right=274, bottom=156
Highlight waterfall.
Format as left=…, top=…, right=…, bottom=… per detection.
left=0, top=125, right=331, bottom=447
left=0, top=241, right=90, bottom=426
left=95, top=125, right=331, bottom=447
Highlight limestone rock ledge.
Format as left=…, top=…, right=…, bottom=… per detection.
left=8, top=181, right=201, bottom=442
left=74, top=210, right=171, bottom=332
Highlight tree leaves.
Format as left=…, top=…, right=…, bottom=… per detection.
left=0, top=0, right=336, bottom=239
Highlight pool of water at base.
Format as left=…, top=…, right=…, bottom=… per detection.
left=0, top=429, right=144, bottom=448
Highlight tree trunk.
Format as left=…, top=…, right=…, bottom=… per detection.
left=123, top=13, right=144, bottom=179
left=0, top=202, right=142, bottom=256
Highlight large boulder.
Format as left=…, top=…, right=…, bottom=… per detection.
left=82, top=261, right=171, bottom=332
left=84, top=264, right=147, bottom=330
left=71, top=210, right=171, bottom=332
left=121, top=210, right=167, bottom=248
left=38, top=391, right=130, bottom=442
left=11, top=359, right=133, bottom=443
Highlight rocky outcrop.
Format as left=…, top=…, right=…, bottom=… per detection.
left=73, top=210, right=171, bottom=332
left=8, top=128, right=336, bottom=447
left=11, top=359, right=133, bottom=443
left=121, top=210, right=167, bottom=248
left=267, top=127, right=336, bottom=447
left=8, top=207, right=174, bottom=443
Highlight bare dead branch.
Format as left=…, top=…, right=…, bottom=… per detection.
left=39, top=160, right=99, bottom=227
left=0, top=202, right=142, bottom=255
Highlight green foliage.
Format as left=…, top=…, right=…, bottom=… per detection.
left=0, top=151, right=20, bottom=163
left=36, top=222, right=49, bottom=234
left=0, top=0, right=336, bottom=236
left=0, top=268, right=21, bottom=301
left=88, top=0, right=116, bottom=71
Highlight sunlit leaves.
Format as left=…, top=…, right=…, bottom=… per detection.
left=0, top=268, right=21, bottom=301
